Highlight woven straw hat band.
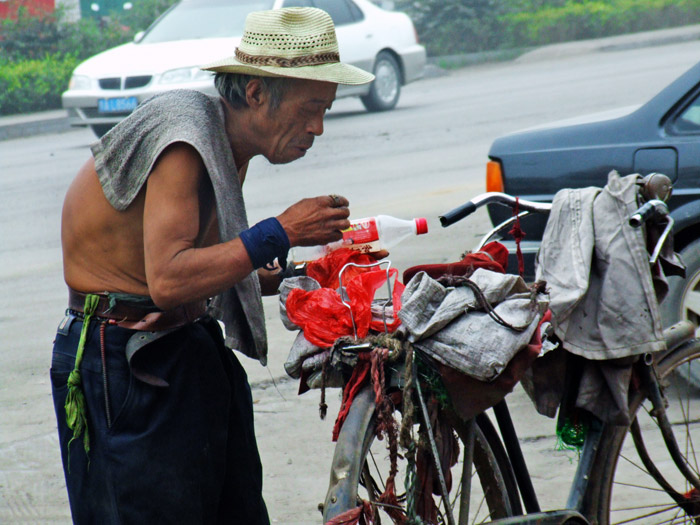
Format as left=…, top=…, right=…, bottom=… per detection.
left=235, top=48, right=339, bottom=68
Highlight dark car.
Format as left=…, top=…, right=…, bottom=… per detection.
left=486, top=60, right=700, bottom=329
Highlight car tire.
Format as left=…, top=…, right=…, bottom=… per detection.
left=91, top=124, right=115, bottom=138
left=360, top=51, right=401, bottom=112
left=661, top=237, right=700, bottom=329
left=660, top=237, right=700, bottom=386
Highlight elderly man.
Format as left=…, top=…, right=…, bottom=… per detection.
left=51, top=7, right=373, bottom=524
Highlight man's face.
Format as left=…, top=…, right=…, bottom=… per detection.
left=260, top=79, right=337, bottom=164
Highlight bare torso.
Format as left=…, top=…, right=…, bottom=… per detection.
left=61, top=151, right=218, bottom=298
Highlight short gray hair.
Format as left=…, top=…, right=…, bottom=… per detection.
left=214, top=73, right=292, bottom=111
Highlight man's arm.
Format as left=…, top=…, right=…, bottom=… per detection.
left=143, top=143, right=349, bottom=309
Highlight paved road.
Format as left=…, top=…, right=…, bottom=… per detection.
left=1, top=40, right=699, bottom=523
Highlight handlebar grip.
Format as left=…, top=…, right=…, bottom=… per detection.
left=629, top=200, right=668, bottom=228
left=439, top=201, right=477, bottom=227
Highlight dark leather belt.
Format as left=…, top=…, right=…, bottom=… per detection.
left=68, top=288, right=207, bottom=332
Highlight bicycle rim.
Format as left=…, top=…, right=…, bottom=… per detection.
left=587, top=339, right=700, bottom=524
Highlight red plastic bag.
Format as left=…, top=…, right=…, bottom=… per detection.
left=286, top=249, right=405, bottom=348
left=306, top=248, right=377, bottom=289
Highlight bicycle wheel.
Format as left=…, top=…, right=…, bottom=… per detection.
left=584, top=339, right=700, bottom=524
left=323, top=385, right=522, bottom=524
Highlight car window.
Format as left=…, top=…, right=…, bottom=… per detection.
left=312, top=0, right=358, bottom=26
left=674, top=92, right=700, bottom=133
left=141, top=0, right=275, bottom=43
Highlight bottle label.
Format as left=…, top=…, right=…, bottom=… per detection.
left=343, top=218, right=380, bottom=253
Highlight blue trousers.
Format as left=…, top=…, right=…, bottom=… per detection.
left=51, top=314, right=270, bottom=524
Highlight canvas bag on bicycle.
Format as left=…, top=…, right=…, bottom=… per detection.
left=528, top=170, right=686, bottom=424
left=396, top=266, right=550, bottom=420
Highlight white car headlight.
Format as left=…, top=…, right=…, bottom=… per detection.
left=68, top=75, right=92, bottom=91
left=159, top=67, right=213, bottom=85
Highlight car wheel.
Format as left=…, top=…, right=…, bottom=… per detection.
left=360, top=51, right=401, bottom=112
left=661, top=237, right=700, bottom=386
left=91, top=124, right=115, bottom=138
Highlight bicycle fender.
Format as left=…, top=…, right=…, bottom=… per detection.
left=322, top=385, right=376, bottom=521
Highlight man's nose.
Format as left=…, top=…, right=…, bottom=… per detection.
left=307, top=114, right=324, bottom=136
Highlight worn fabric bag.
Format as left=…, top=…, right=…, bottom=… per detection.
left=398, top=268, right=549, bottom=382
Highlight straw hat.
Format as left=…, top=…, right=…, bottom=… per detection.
left=201, top=7, right=374, bottom=85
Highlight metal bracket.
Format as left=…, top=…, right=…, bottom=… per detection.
left=338, top=260, right=394, bottom=340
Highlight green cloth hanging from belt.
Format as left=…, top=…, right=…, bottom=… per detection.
left=65, top=293, right=99, bottom=466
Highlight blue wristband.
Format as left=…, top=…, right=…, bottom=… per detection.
left=239, top=217, right=290, bottom=270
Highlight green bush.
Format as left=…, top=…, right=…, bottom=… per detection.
left=0, top=0, right=177, bottom=115
left=502, top=0, right=700, bottom=48
left=397, top=0, right=700, bottom=56
left=0, top=54, right=79, bottom=115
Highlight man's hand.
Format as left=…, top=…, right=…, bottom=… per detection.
left=277, top=195, right=351, bottom=247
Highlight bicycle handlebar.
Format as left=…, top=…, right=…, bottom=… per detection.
left=628, top=199, right=669, bottom=228
left=439, top=192, right=553, bottom=227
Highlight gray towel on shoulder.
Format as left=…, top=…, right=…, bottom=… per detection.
left=91, top=89, right=268, bottom=364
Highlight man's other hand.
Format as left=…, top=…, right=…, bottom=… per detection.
left=277, top=195, right=351, bottom=247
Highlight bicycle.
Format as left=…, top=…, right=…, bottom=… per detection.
left=295, top=176, right=700, bottom=525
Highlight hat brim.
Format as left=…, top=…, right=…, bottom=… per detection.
left=201, top=57, right=375, bottom=86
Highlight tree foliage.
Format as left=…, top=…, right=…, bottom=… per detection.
left=395, top=0, right=509, bottom=55
left=396, top=0, right=700, bottom=55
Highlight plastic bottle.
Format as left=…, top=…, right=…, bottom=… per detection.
left=290, top=215, right=429, bottom=263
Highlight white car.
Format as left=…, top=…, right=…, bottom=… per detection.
left=62, top=0, right=426, bottom=137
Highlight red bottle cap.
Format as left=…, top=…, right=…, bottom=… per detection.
left=415, top=217, right=428, bottom=235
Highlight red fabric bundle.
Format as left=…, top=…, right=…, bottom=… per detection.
left=402, top=241, right=508, bottom=283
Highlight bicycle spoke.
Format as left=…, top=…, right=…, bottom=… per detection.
left=612, top=503, right=680, bottom=524
left=668, top=506, right=683, bottom=525
left=473, top=496, right=492, bottom=525
left=619, top=452, right=652, bottom=477
left=613, top=480, right=668, bottom=493
left=614, top=501, right=682, bottom=512
left=367, top=450, right=387, bottom=492
left=652, top=507, right=696, bottom=525
left=675, top=373, right=700, bottom=477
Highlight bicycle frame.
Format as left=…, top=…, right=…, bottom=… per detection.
left=322, top=184, right=700, bottom=525
left=441, top=192, right=700, bottom=523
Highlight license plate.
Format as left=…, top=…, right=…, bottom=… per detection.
left=98, top=97, right=138, bottom=113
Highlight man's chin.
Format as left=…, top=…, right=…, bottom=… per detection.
left=267, top=148, right=307, bottom=165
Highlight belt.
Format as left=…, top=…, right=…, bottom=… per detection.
left=68, top=288, right=207, bottom=332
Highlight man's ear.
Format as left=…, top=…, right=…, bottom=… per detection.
left=245, top=79, right=266, bottom=110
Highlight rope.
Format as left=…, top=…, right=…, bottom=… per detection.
left=436, top=274, right=533, bottom=332
left=332, top=357, right=371, bottom=441
left=65, top=293, right=99, bottom=469
left=508, top=197, right=526, bottom=278
left=324, top=500, right=373, bottom=525
left=369, top=347, right=405, bottom=523
left=399, top=347, right=416, bottom=450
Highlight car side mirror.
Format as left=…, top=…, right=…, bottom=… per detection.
left=134, top=31, right=145, bottom=43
